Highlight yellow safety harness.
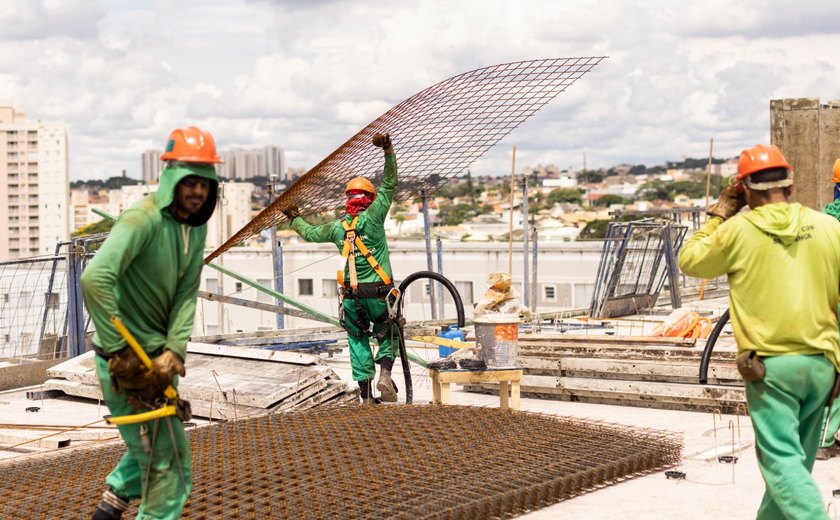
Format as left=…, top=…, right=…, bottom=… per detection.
left=338, top=216, right=392, bottom=290
left=336, top=216, right=402, bottom=339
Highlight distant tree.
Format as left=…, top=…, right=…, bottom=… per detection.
left=577, top=170, right=604, bottom=183
left=104, top=176, right=142, bottom=190
left=628, top=164, right=647, bottom=175
left=593, top=194, right=625, bottom=207
left=547, top=188, right=583, bottom=205
left=578, top=219, right=610, bottom=239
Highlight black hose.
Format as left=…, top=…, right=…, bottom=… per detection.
left=699, top=308, right=729, bottom=384
left=394, top=271, right=467, bottom=404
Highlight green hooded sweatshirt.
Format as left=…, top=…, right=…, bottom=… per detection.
left=81, top=164, right=219, bottom=360
left=291, top=154, right=397, bottom=284
left=678, top=203, right=840, bottom=371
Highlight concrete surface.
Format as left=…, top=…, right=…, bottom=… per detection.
left=3, top=347, right=840, bottom=518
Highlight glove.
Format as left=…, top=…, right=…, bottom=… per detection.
left=707, top=185, right=746, bottom=220
left=108, top=347, right=154, bottom=392
left=371, top=132, right=394, bottom=154
left=282, top=206, right=300, bottom=220
left=151, top=350, right=186, bottom=388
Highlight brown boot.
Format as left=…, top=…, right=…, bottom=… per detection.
left=376, top=368, right=398, bottom=402
left=361, top=397, right=378, bottom=406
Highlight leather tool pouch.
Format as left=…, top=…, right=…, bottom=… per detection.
left=736, top=350, right=766, bottom=382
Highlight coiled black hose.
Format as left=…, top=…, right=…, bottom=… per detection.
left=394, top=271, right=466, bottom=403
left=699, top=308, right=729, bottom=384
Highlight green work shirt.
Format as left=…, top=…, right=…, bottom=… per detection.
left=678, top=202, right=840, bottom=371
left=291, top=154, right=397, bottom=284
left=81, top=164, right=219, bottom=360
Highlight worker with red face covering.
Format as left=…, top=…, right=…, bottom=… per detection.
left=679, top=144, right=840, bottom=519
left=284, top=133, right=399, bottom=404
left=82, top=127, right=220, bottom=519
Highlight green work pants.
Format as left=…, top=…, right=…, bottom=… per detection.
left=745, top=354, right=833, bottom=520
left=342, top=296, right=396, bottom=382
left=95, top=355, right=192, bottom=520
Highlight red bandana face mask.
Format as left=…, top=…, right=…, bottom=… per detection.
left=345, top=192, right=373, bottom=216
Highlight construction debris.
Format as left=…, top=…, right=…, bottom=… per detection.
left=0, top=405, right=683, bottom=519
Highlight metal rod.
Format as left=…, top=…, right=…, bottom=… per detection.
left=206, top=262, right=341, bottom=327
left=521, top=175, right=529, bottom=309
left=508, top=145, right=516, bottom=274
left=268, top=175, right=284, bottom=330
left=421, top=190, right=437, bottom=319
left=196, top=291, right=329, bottom=323
left=705, top=138, right=714, bottom=211
left=436, top=237, right=444, bottom=319
left=531, top=228, right=538, bottom=315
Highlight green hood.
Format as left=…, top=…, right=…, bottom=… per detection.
left=155, top=163, right=219, bottom=226
left=824, top=198, right=840, bottom=220
left=743, top=202, right=805, bottom=246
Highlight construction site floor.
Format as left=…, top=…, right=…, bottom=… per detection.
left=3, top=345, right=840, bottom=518
left=323, top=351, right=840, bottom=519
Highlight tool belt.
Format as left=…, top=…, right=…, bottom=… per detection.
left=340, top=281, right=394, bottom=299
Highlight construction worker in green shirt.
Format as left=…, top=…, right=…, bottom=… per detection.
left=82, top=126, right=220, bottom=519
left=284, top=132, right=399, bottom=404
left=679, top=144, right=840, bottom=519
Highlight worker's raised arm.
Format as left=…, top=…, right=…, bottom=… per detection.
left=366, top=133, right=397, bottom=224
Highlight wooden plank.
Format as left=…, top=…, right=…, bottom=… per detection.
left=187, top=342, right=325, bottom=365
left=517, top=344, right=736, bottom=361
left=432, top=369, right=523, bottom=384
left=519, top=333, right=697, bottom=346
left=464, top=376, right=745, bottom=413
left=519, top=357, right=740, bottom=384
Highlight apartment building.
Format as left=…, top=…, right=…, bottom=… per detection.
left=141, top=149, right=162, bottom=184
left=0, top=106, right=69, bottom=260
left=217, top=145, right=286, bottom=181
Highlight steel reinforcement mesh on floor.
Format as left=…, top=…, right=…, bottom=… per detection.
left=0, top=405, right=682, bottom=519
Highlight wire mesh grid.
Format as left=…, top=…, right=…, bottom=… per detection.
left=207, top=56, right=606, bottom=262
left=0, top=254, right=68, bottom=360
left=0, top=235, right=106, bottom=361
left=0, top=405, right=682, bottom=519
left=590, top=221, right=687, bottom=317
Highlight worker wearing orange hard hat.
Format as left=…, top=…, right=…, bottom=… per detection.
left=83, top=126, right=220, bottom=519
left=284, top=133, right=401, bottom=405
left=680, top=144, right=840, bottom=519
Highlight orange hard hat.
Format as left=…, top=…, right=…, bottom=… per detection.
left=833, top=158, right=840, bottom=184
left=736, top=144, right=791, bottom=181
left=161, top=126, right=222, bottom=164
left=345, top=177, right=376, bottom=199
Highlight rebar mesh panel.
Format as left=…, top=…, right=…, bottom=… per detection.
left=207, top=56, right=605, bottom=262
left=0, top=405, right=682, bottom=519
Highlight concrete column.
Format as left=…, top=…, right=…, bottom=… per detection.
left=770, top=98, right=840, bottom=210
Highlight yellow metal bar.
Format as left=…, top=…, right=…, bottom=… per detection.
left=410, top=336, right=474, bottom=349
left=106, top=405, right=177, bottom=425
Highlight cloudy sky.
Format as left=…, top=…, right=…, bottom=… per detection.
left=2, top=0, right=840, bottom=181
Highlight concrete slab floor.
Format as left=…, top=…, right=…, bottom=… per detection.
left=322, top=351, right=840, bottom=519
left=3, top=347, right=840, bottom=518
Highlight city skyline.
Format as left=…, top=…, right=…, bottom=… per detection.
left=1, top=1, right=839, bottom=181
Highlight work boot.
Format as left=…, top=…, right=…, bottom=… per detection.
left=92, top=488, right=129, bottom=519
left=376, top=368, right=398, bottom=403
left=361, top=397, right=378, bottom=406
left=817, top=441, right=840, bottom=460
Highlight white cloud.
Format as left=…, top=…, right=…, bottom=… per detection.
left=0, top=0, right=839, bottom=180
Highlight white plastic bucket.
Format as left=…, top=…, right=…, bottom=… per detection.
left=474, top=313, right=520, bottom=367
